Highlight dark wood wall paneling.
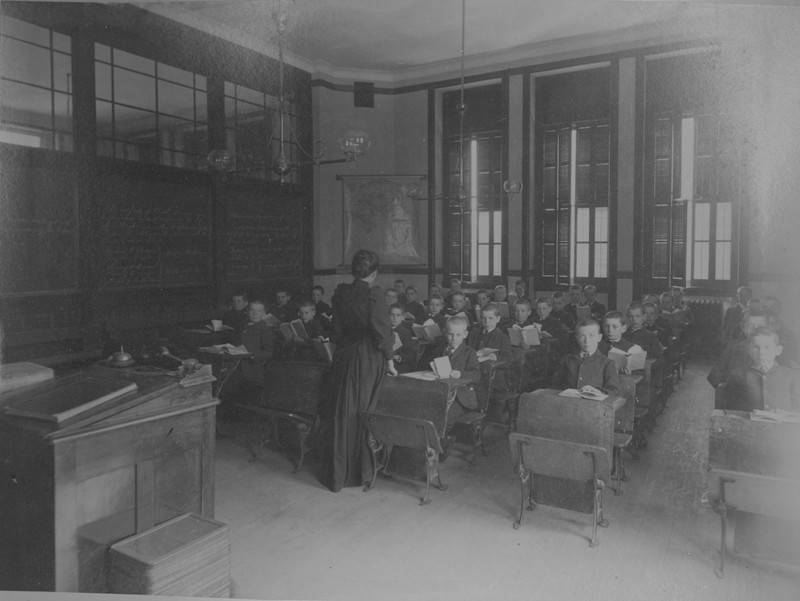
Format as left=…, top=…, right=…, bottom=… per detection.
left=0, top=3, right=313, bottom=362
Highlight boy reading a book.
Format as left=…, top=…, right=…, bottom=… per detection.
left=297, top=301, right=327, bottom=340
left=439, top=316, right=482, bottom=426
left=553, top=319, right=621, bottom=397
left=311, top=286, right=332, bottom=321
left=467, top=303, right=513, bottom=363
left=447, top=291, right=471, bottom=323
left=389, top=303, right=416, bottom=373
left=723, top=327, right=800, bottom=412
left=533, top=296, right=570, bottom=352
left=600, top=310, right=645, bottom=374
left=419, top=294, right=448, bottom=331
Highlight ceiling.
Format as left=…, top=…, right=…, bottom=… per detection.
left=138, top=0, right=770, bottom=82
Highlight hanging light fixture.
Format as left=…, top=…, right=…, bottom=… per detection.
left=208, top=0, right=370, bottom=181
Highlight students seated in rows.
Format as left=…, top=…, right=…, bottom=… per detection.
left=222, top=292, right=249, bottom=343
left=467, top=303, right=513, bottom=363
left=222, top=300, right=275, bottom=408
left=311, top=286, right=332, bottom=322
left=600, top=310, right=636, bottom=356
left=509, top=298, right=537, bottom=331
left=722, top=327, right=800, bottom=412
left=723, top=286, right=752, bottom=342
left=643, top=301, right=671, bottom=347
left=550, top=291, right=576, bottom=329
left=403, top=285, right=426, bottom=323
left=389, top=303, right=416, bottom=374
left=438, top=317, right=482, bottom=425
left=394, top=279, right=408, bottom=305
left=446, top=291, right=472, bottom=324
left=419, top=293, right=449, bottom=331
left=707, top=311, right=769, bottom=388
left=563, top=284, right=583, bottom=322
left=552, top=319, right=621, bottom=396
left=269, top=289, right=298, bottom=323
left=623, top=301, right=664, bottom=364
left=583, top=285, right=607, bottom=322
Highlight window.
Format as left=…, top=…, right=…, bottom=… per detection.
left=443, top=84, right=505, bottom=284
left=95, top=44, right=207, bottom=169
left=224, top=82, right=299, bottom=183
left=643, top=113, right=740, bottom=288
left=0, top=17, right=72, bottom=151
left=538, top=121, right=610, bottom=285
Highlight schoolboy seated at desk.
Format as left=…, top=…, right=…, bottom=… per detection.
left=534, top=296, right=570, bottom=353
left=221, top=300, right=275, bottom=408
left=446, top=291, right=472, bottom=324
left=285, top=301, right=328, bottom=360
left=723, top=326, right=800, bottom=412
left=436, top=316, right=482, bottom=426
left=643, top=301, right=671, bottom=348
left=550, top=291, right=576, bottom=330
left=467, top=303, right=513, bottom=363
left=269, top=289, right=299, bottom=323
left=403, top=286, right=426, bottom=323
left=707, top=312, right=769, bottom=388
left=222, top=292, right=249, bottom=344
left=623, top=302, right=664, bottom=364
left=311, top=285, right=332, bottom=322
left=599, top=310, right=637, bottom=360
left=552, top=319, right=621, bottom=397
left=389, top=303, right=416, bottom=374
left=582, top=285, right=607, bottom=322
left=417, top=293, right=449, bottom=331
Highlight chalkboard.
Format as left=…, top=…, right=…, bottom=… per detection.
left=97, top=174, right=212, bottom=288
left=224, top=189, right=304, bottom=282
left=0, top=163, right=79, bottom=294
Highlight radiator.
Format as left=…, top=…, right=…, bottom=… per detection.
left=684, top=295, right=735, bottom=358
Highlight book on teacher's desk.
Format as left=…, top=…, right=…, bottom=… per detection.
left=197, top=343, right=251, bottom=356
left=558, top=388, right=609, bottom=401
left=508, top=324, right=542, bottom=347
left=2, top=373, right=139, bottom=428
left=412, top=321, right=442, bottom=342
left=608, top=345, right=647, bottom=372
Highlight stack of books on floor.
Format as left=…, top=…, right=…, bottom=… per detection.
left=109, top=513, right=230, bottom=597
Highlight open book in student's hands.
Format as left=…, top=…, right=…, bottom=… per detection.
left=430, top=356, right=452, bottom=379
left=412, top=320, right=442, bottom=342
left=198, top=343, right=251, bottom=356
left=263, top=313, right=283, bottom=328
left=607, top=344, right=647, bottom=372
left=508, top=323, right=541, bottom=347
left=559, top=387, right=609, bottom=401
left=279, top=319, right=309, bottom=342
left=476, top=348, right=499, bottom=362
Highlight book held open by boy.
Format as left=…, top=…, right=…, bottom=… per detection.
left=607, top=345, right=647, bottom=372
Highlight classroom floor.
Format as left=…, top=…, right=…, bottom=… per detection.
left=214, top=361, right=800, bottom=601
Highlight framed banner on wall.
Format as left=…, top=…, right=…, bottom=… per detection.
left=338, top=174, right=427, bottom=266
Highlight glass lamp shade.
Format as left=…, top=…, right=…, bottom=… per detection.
left=338, top=130, right=371, bottom=158
left=207, top=149, right=234, bottom=172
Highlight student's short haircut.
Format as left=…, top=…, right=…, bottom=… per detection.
left=388, top=303, right=404, bottom=313
left=552, top=291, right=566, bottom=300
left=514, top=279, right=526, bottom=288
left=394, top=279, right=405, bottom=285
left=643, top=294, right=661, bottom=306
left=298, top=300, right=315, bottom=310
left=494, top=284, right=507, bottom=292
left=514, top=298, right=532, bottom=309
left=447, top=315, right=469, bottom=330
left=583, top=284, right=597, bottom=293
left=534, top=296, right=551, bottom=307
left=476, top=289, right=489, bottom=297
left=429, top=294, right=444, bottom=302
left=481, top=303, right=500, bottom=317
left=249, top=299, right=266, bottom=310
left=659, top=291, right=673, bottom=300
left=312, top=285, right=324, bottom=294
left=384, top=288, right=398, bottom=296
left=749, top=326, right=780, bottom=345
left=737, top=285, right=752, bottom=295
left=233, top=292, right=248, bottom=301
left=451, top=291, right=466, bottom=300
left=642, top=302, right=658, bottom=312
left=450, top=278, right=461, bottom=285
left=276, top=288, right=291, bottom=296
left=626, top=301, right=645, bottom=313
left=670, top=286, right=684, bottom=294
left=575, top=318, right=601, bottom=332
left=569, top=284, right=582, bottom=292
left=604, top=310, right=625, bottom=322
left=406, top=285, right=418, bottom=293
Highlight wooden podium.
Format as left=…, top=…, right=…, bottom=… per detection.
left=0, top=365, right=218, bottom=592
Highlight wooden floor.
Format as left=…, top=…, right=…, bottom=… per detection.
left=214, top=361, right=800, bottom=600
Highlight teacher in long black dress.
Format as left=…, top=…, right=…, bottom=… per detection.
left=325, top=249, right=397, bottom=492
